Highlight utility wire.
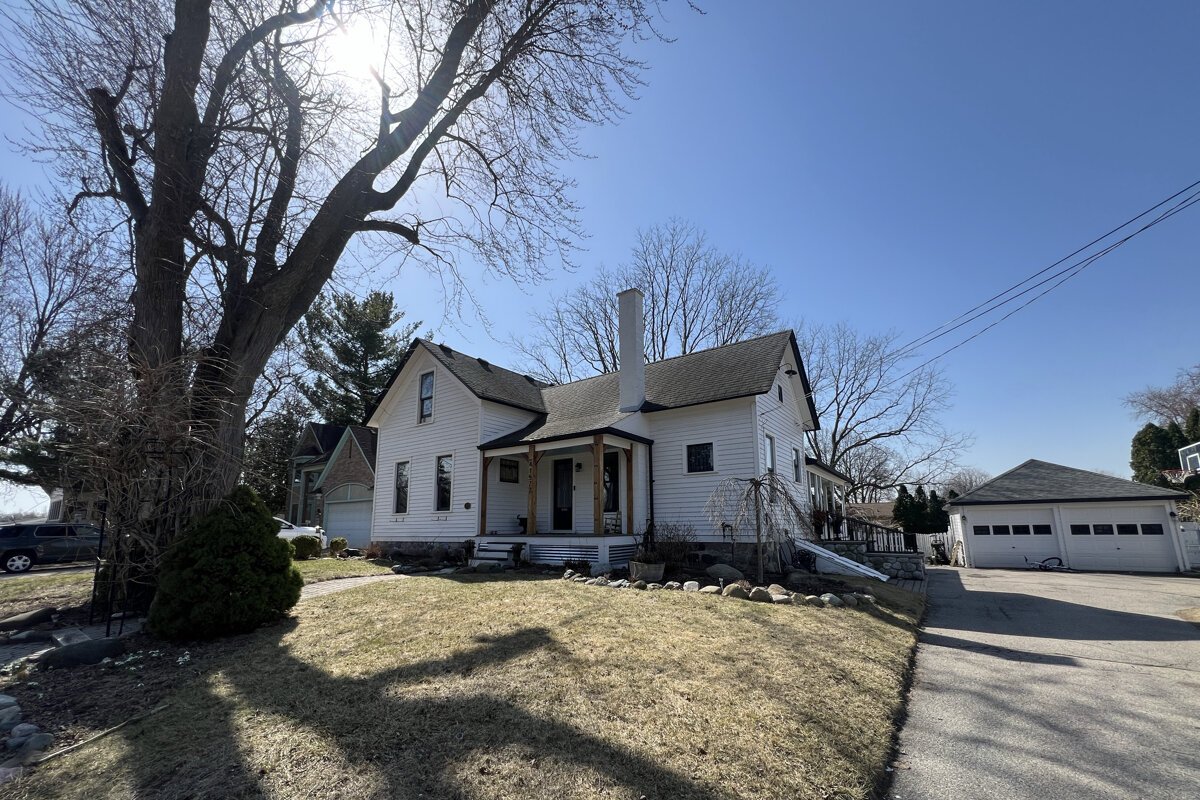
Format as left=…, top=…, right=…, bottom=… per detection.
left=885, top=185, right=1200, bottom=388
left=891, top=178, right=1200, bottom=362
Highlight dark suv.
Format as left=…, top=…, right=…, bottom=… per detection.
left=0, top=523, right=102, bottom=573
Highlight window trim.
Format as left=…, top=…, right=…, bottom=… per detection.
left=435, top=454, right=453, bottom=512
left=418, top=370, right=435, bottom=423
left=393, top=460, right=410, bottom=515
left=792, top=447, right=803, bottom=482
left=498, top=457, right=520, bottom=484
left=683, top=442, right=716, bottom=474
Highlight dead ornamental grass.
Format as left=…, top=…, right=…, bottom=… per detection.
left=16, top=575, right=923, bottom=800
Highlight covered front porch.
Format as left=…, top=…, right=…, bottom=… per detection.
left=476, top=430, right=651, bottom=564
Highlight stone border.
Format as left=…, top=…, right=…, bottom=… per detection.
left=560, top=569, right=877, bottom=609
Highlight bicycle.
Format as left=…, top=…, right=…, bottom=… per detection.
left=1024, top=555, right=1068, bottom=571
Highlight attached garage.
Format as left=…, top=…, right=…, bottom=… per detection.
left=946, top=460, right=1189, bottom=573
left=321, top=483, right=374, bottom=548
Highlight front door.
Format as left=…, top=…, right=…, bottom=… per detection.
left=553, top=459, right=573, bottom=530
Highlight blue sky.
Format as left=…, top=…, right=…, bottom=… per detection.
left=3, top=1, right=1198, bottom=513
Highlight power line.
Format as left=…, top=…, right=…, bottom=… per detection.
left=886, top=185, right=1200, bottom=387
left=892, top=178, right=1200, bottom=362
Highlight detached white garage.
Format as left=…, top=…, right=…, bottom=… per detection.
left=946, top=460, right=1190, bottom=573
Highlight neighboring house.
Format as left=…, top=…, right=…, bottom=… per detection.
left=365, top=288, right=823, bottom=569
left=286, top=423, right=378, bottom=547
left=846, top=501, right=897, bottom=528
left=945, top=459, right=1191, bottom=572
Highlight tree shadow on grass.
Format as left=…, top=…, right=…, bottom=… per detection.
left=115, top=620, right=721, bottom=800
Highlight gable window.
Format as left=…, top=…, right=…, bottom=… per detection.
left=418, top=371, right=434, bottom=422
left=435, top=455, right=453, bottom=511
left=765, top=434, right=776, bottom=473
left=792, top=448, right=802, bottom=482
left=394, top=461, right=409, bottom=514
left=499, top=458, right=520, bottom=484
left=685, top=443, right=714, bottom=473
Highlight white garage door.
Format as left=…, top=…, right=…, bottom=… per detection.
left=1061, top=507, right=1178, bottom=572
left=966, top=508, right=1059, bottom=568
left=321, top=484, right=374, bottom=549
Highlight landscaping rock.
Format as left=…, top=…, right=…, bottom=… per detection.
left=595, top=577, right=610, bottom=586
left=840, top=594, right=859, bottom=608
left=854, top=593, right=876, bottom=604
left=631, top=580, right=647, bottom=590
left=771, top=594, right=793, bottom=604
left=5, top=737, right=27, bottom=751
left=35, top=638, right=126, bottom=669
left=706, top=564, right=744, bottom=582
left=0, top=696, right=16, bottom=711
left=7, top=724, right=36, bottom=740
left=0, top=707, right=19, bottom=727
left=804, top=595, right=823, bottom=607
left=647, top=583, right=663, bottom=590
left=5, top=630, right=53, bottom=643
left=573, top=576, right=588, bottom=582
left=0, top=608, right=56, bottom=632
left=683, top=581, right=700, bottom=592
left=609, top=579, right=629, bottom=589
left=699, top=585, right=722, bottom=594
left=748, top=586, right=773, bottom=603
left=24, top=733, right=52, bottom=751
left=585, top=578, right=599, bottom=586
left=721, top=584, right=750, bottom=600
left=562, top=569, right=576, bottom=580
left=51, top=628, right=91, bottom=647
left=767, top=584, right=790, bottom=597
left=820, top=593, right=844, bottom=607
left=663, top=581, right=682, bottom=590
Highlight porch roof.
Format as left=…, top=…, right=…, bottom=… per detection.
left=479, top=419, right=653, bottom=451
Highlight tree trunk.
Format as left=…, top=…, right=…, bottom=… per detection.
left=754, top=488, right=764, bottom=585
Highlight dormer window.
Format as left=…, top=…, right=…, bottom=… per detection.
left=419, top=371, right=434, bottom=422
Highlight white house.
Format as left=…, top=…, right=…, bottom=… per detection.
left=945, top=460, right=1191, bottom=572
left=365, top=288, right=824, bottom=568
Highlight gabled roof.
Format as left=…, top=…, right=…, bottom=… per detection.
left=946, top=459, right=1191, bottom=506
left=367, top=339, right=548, bottom=423
left=314, top=425, right=378, bottom=490
left=291, top=422, right=347, bottom=460
left=478, top=331, right=819, bottom=448
left=348, top=425, right=377, bottom=469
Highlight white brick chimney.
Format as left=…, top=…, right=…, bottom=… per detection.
left=618, top=288, right=646, bottom=412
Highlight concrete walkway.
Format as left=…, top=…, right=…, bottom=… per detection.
left=890, top=567, right=1200, bottom=800
left=299, top=573, right=401, bottom=600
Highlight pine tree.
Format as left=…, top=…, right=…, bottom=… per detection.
left=1129, top=423, right=1178, bottom=486
left=892, top=485, right=922, bottom=532
left=1184, top=407, right=1200, bottom=445
left=925, top=489, right=949, bottom=533
left=243, top=393, right=309, bottom=514
left=1165, top=420, right=1188, bottom=452
left=298, top=291, right=420, bottom=425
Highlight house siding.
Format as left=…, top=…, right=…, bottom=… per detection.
left=754, top=365, right=812, bottom=510
left=647, top=397, right=757, bottom=538
left=320, top=437, right=375, bottom=495
left=372, top=348, right=482, bottom=545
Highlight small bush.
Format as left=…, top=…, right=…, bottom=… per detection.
left=148, top=485, right=302, bottom=641
left=329, top=537, right=348, bottom=556
left=655, top=521, right=696, bottom=568
left=291, top=535, right=322, bottom=560
left=286, top=539, right=296, bottom=560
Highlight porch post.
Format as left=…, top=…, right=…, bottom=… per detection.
left=527, top=445, right=539, bottom=534
left=625, top=446, right=634, bottom=536
left=593, top=434, right=604, bottom=535
left=478, top=456, right=492, bottom=537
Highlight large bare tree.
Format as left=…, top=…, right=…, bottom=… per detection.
left=515, top=219, right=780, bottom=382
left=1125, top=365, right=1200, bottom=427
left=797, top=322, right=969, bottom=501
left=0, top=186, right=125, bottom=489
left=3, top=0, right=669, bottom=517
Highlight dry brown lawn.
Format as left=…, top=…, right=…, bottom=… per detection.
left=10, top=574, right=923, bottom=800
left=0, top=572, right=92, bottom=620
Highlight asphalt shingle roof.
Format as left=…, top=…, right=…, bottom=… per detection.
left=291, top=422, right=346, bottom=459
left=348, top=425, right=377, bottom=469
left=946, top=459, right=1191, bottom=506
left=478, top=331, right=817, bottom=448
left=419, top=340, right=548, bottom=412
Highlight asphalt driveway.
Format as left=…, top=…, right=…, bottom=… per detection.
left=890, top=567, right=1200, bottom=800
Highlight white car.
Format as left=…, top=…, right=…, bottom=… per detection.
left=274, top=518, right=327, bottom=549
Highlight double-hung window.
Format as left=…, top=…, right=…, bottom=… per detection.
left=435, top=455, right=453, bottom=511
left=418, top=371, right=434, bottom=422
left=394, top=462, right=410, bottom=514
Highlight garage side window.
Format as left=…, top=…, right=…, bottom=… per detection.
left=972, top=525, right=990, bottom=535
left=1033, top=524, right=1052, bottom=535
left=1012, top=524, right=1031, bottom=535
left=394, top=462, right=410, bottom=514
left=992, top=525, right=1011, bottom=536
left=1070, top=524, right=1090, bottom=535
left=1117, top=524, right=1138, bottom=536
left=1140, top=523, right=1164, bottom=535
